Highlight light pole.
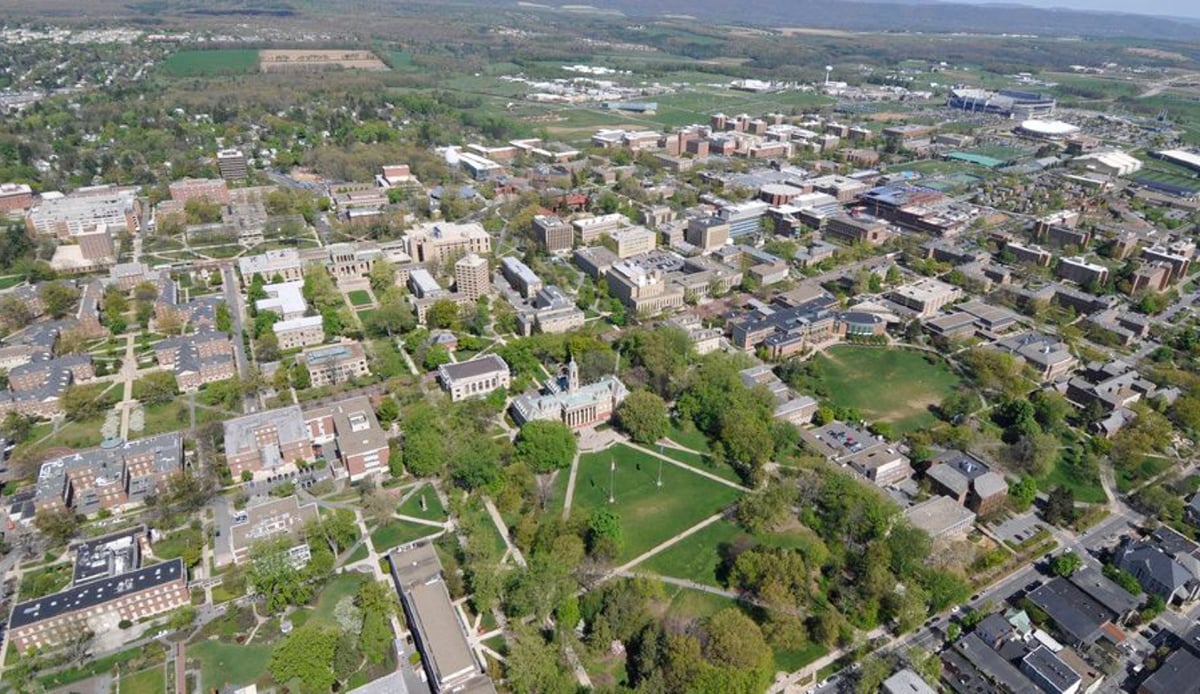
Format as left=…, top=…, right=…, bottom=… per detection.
left=609, top=457, right=616, bottom=504
left=656, top=445, right=664, bottom=488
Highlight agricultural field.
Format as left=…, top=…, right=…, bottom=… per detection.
left=259, top=49, right=389, bottom=72
left=566, top=444, right=743, bottom=563
left=807, top=346, right=962, bottom=434
left=159, top=49, right=260, bottom=77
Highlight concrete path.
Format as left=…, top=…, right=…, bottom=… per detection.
left=625, top=441, right=750, bottom=492
left=588, top=512, right=728, bottom=590
left=561, top=452, right=581, bottom=521
left=619, top=570, right=740, bottom=599
left=483, top=496, right=526, bottom=568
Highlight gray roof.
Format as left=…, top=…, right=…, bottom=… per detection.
left=9, top=558, right=183, bottom=629
left=1026, top=577, right=1114, bottom=644
left=438, top=355, right=509, bottom=383
left=1140, top=649, right=1200, bottom=694
left=1068, top=566, right=1140, bottom=617
left=35, top=432, right=183, bottom=507
left=882, top=668, right=937, bottom=694
left=953, top=633, right=1037, bottom=693
left=1021, top=646, right=1080, bottom=693
left=1118, top=542, right=1196, bottom=597
left=223, top=406, right=308, bottom=464
left=973, top=472, right=1009, bottom=499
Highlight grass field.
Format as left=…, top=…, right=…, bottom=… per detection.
left=568, top=444, right=742, bottom=563
left=665, top=420, right=710, bottom=452
left=398, top=484, right=447, bottom=521
left=347, top=289, right=373, bottom=306
left=808, top=346, right=961, bottom=434
left=640, top=519, right=820, bottom=586
left=119, top=666, right=165, bottom=694
left=0, top=275, right=23, bottom=290
left=159, top=49, right=260, bottom=77
left=370, top=520, right=441, bottom=552
left=1117, top=456, right=1174, bottom=493
left=310, top=573, right=365, bottom=626
left=190, top=641, right=273, bottom=691
left=1038, top=459, right=1107, bottom=504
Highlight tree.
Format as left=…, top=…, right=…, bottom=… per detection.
left=1045, top=486, right=1076, bottom=526
left=1009, top=476, right=1038, bottom=512
left=375, top=396, right=399, bottom=424
left=35, top=508, right=80, bottom=546
left=268, top=622, right=338, bottom=693
left=0, top=294, right=33, bottom=331
left=39, top=281, right=79, bottom=318
left=1051, top=552, right=1083, bottom=577
left=422, top=344, right=452, bottom=371
left=248, top=536, right=311, bottom=613
left=133, top=371, right=178, bottom=405
left=255, top=332, right=281, bottom=362
left=616, top=390, right=669, bottom=444
left=704, top=608, right=772, bottom=673
left=215, top=301, right=232, bottom=332
left=587, top=508, right=622, bottom=557
left=332, top=630, right=361, bottom=684
left=515, top=420, right=577, bottom=472
left=505, top=626, right=576, bottom=694
left=61, top=383, right=116, bottom=421
left=356, top=580, right=396, bottom=665
left=368, top=258, right=396, bottom=293
left=426, top=299, right=460, bottom=330
left=291, top=362, right=311, bottom=390
left=0, top=411, right=36, bottom=444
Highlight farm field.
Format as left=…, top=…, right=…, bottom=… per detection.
left=808, top=346, right=961, bottom=434
left=567, top=444, right=742, bottom=563
left=259, top=49, right=389, bottom=72
left=159, top=49, right=260, bottom=77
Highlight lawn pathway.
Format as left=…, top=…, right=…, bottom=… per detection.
left=588, top=512, right=728, bottom=589
left=624, top=442, right=750, bottom=492
left=561, top=451, right=582, bottom=521
left=618, top=570, right=740, bottom=599
left=482, top=496, right=526, bottom=568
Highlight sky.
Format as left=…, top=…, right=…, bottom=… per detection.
left=954, top=0, right=1200, bottom=20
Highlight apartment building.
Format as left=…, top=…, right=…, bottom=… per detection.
left=301, top=341, right=370, bottom=388
left=224, top=406, right=312, bottom=478
left=273, top=315, right=325, bottom=350
left=404, top=221, right=492, bottom=264
left=154, top=330, right=236, bottom=390
left=533, top=214, right=574, bottom=253
left=454, top=253, right=490, bottom=301
left=500, top=256, right=543, bottom=298
left=216, top=149, right=248, bottom=180
left=438, top=355, right=512, bottom=402
left=305, top=396, right=389, bottom=481
left=1057, top=256, right=1110, bottom=287
left=34, top=433, right=184, bottom=515
left=8, top=535, right=187, bottom=652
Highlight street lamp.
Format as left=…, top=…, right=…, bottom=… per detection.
left=609, top=457, right=616, bottom=504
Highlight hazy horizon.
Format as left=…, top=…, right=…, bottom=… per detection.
left=946, top=0, right=1200, bottom=20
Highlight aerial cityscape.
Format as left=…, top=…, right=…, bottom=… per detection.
left=3, top=0, right=1200, bottom=692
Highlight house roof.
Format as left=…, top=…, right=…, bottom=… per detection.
left=1068, top=566, right=1140, bottom=617
left=1026, top=578, right=1114, bottom=645
left=1140, top=649, right=1200, bottom=694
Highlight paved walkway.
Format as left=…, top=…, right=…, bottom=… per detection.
left=483, top=496, right=526, bottom=568
left=589, top=512, right=727, bottom=588
left=624, top=441, right=750, bottom=492
left=561, top=452, right=582, bottom=521
left=619, top=570, right=740, bottom=599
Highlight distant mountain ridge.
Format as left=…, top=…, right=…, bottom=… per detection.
left=508, top=0, right=1200, bottom=39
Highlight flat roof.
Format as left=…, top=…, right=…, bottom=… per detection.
left=390, top=543, right=480, bottom=688
left=10, top=558, right=183, bottom=629
left=439, top=354, right=509, bottom=382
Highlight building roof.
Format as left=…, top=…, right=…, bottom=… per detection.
left=72, top=526, right=143, bottom=584
left=953, top=633, right=1036, bottom=692
left=1141, top=649, right=1200, bottom=694
left=1026, top=577, right=1115, bottom=645
left=390, top=543, right=482, bottom=688
left=1022, top=646, right=1081, bottom=693
left=1118, top=541, right=1196, bottom=596
left=9, top=558, right=183, bottom=629
left=1068, top=566, right=1140, bottom=617
left=904, top=495, right=975, bottom=537
left=229, top=494, right=320, bottom=559
left=882, top=668, right=937, bottom=694
left=438, top=354, right=509, bottom=383
left=223, top=406, right=308, bottom=464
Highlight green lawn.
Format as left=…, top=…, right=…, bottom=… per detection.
left=348, top=289, right=373, bottom=306
left=344, top=543, right=369, bottom=564
left=137, top=400, right=188, bottom=437
left=569, top=444, right=742, bottom=563
left=160, top=49, right=260, bottom=77
left=641, top=519, right=821, bottom=586
left=1117, top=456, right=1175, bottom=493
left=310, top=573, right=365, bottom=626
left=1039, top=460, right=1107, bottom=504
left=371, top=520, right=441, bottom=552
left=358, top=308, right=377, bottom=324
left=119, top=666, right=165, bottom=694
left=18, top=562, right=72, bottom=600
left=0, top=275, right=23, bottom=289
left=398, top=484, right=448, bottom=522
left=664, top=419, right=711, bottom=453
left=190, top=640, right=273, bottom=691
left=808, top=346, right=961, bottom=434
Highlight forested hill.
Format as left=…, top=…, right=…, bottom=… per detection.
left=494, top=0, right=1200, bottom=40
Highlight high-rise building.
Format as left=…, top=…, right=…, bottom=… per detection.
left=455, top=253, right=490, bottom=301
left=686, top=217, right=730, bottom=253
left=216, top=149, right=248, bottom=181
left=533, top=214, right=574, bottom=253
